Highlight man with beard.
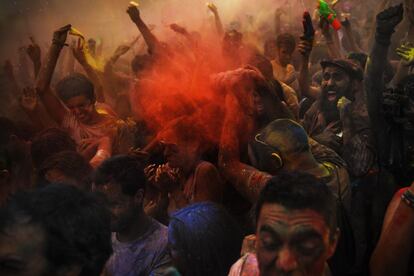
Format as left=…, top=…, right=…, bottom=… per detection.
left=93, top=155, right=171, bottom=276
left=299, top=58, right=375, bottom=178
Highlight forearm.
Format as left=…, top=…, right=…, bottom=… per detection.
left=133, top=17, right=159, bottom=54
left=79, top=58, right=105, bottom=102
left=365, top=39, right=389, bottom=130
left=213, top=12, right=224, bottom=37
left=343, top=25, right=362, bottom=53
left=36, top=44, right=63, bottom=94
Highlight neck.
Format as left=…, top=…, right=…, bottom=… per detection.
left=117, top=211, right=151, bottom=243
left=284, top=153, right=328, bottom=177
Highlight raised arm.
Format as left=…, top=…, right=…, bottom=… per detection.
left=218, top=92, right=271, bottom=203
left=26, top=37, right=42, bottom=78
left=35, top=24, right=71, bottom=125
left=298, top=12, right=322, bottom=100
left=341, top=18, right=363, bottom=53
left=72, top=38, right=105, bottom=102
left=365, top=5, right=403, bottom=136
left=126, top=4, right=160, bottom=55
left=207, top=3, right=224, bottom=38
left=320, top=18, right=342, bottom=59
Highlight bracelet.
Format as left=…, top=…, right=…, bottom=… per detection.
left=401, top=189, right=414, bottom=209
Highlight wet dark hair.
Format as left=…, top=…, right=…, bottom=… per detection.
left=255, top=172, right=337, bottom=232
left=31, top=128, right=77, bottom=168
left=37, top=151, right=92, bottom=190
left=169, top=202, right=243, bottom=276
left=131, top=54, right=153, bottom=74
left=56, top=73, right=95, bottom=103
left=93, top=155, right=147, bottom=196
left=276, top=33, right=296, bottom=53
left=0, top=184, right=112, bottom=276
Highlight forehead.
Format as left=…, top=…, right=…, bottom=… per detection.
left=322, top=66, right=346, bottom=75
left=257, top=203, right=329, bottom=234
left=64, top=95, right=90, bottom=106
left=94, top=182, right=123, bottom=199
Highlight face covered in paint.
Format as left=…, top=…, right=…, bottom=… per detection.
left=256, top=204, right=338, bottom=276
left=0, top=222, right=50, bottom=276
left=64, top=95, right=96, bottom=124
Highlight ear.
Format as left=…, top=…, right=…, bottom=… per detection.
left=134, top=189, right=145, bottom=205
left=327, top=227, right=340, bottom=259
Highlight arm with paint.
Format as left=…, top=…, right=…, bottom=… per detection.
left=35, top=24, right=71, bottom=125
left=71, top=38, right=105, bottom=103
left=218, top=92, right=271, bottom=203
left=370, top=183, right=414, bottom=276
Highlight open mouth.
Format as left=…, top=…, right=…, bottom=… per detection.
left=327, top=91, right=337, bottom=102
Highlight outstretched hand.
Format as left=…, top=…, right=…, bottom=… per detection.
left=52, top=24, right=71, bottom=47
left=170, top=23, right=187, bottom=34
left=302, top=11, right=315, bottom=41
left=26, top=37, right=41, bottom=64
left=127, top=2, right=140, bottom=23
left=207, top=3, right=218, bottom=14
left=396, top=43, right=414, bottom=67
left=71, top=38, right=87, bottom=64
left=376, top=4, right=404, bottom=35
left=299, top=12, right=314, bottom=57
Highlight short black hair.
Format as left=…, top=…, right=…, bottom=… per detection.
left=31, top=128, right=77, bottom=168
left=0, top=185, right=112, bottom=276
left=255, top=172, right=337, bottom=231
left=93, top=155, right=147, bottom=196
left=56, top=73, right=95, bottom=103
left=169, top=202, right=243, bottom=276
left=258, top=119, right=310, bottom=154
left=37, top=151, right=92, bottom=189
left=276, top=33, right=296, bottom=53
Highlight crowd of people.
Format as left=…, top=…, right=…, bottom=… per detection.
left=1, top=0, right=414, bottom=275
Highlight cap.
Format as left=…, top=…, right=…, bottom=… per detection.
left=320, top=59, right=364, bottom=81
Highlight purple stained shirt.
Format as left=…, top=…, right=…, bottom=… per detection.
left=105, top=218, right=171, bottom=276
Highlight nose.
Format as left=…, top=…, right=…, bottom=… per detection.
left=276, top=246, right=298, bottom=272
left=326, top=77, right=335, bottom=88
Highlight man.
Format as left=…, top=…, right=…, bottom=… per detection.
left=0, top=184, right=112, bottom=276
left=229, top=172, right=339, bottom=275
left=271, top=33, right=300, bottom=93
left=93, top=155, right=171, bottom=276
left=219, top=117, right=350, bottom=207
left=36, top=25, right=133, bottom=168
left=299, top=56, right=375, bottom=178
left=365, top=3, right=414, bottom=184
